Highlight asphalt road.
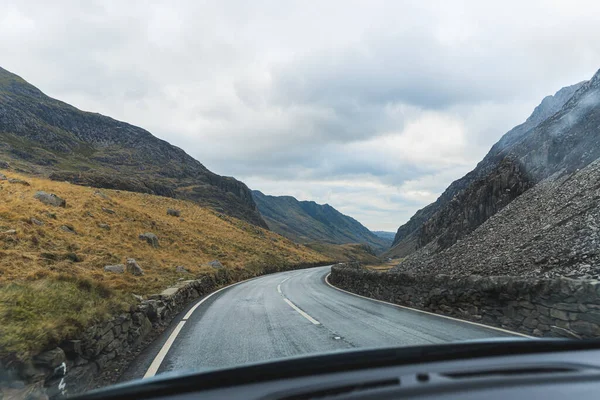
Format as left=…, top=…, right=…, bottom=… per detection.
left=126, top=265, right=519, bottom=379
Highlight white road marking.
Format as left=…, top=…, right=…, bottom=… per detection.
left=278, top=275, right=320, bottom=325
left=183, top=278, right=253, bottom=320
left=145, top=276, right=257, bottom=378
left=143, top=321, right=186, bottom=378
left=324, top=273, right=532, bottom=339
left=284, top=298, right=321, bottom=325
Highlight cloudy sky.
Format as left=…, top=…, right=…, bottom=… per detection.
left=2, top=0, right=600, bottom=231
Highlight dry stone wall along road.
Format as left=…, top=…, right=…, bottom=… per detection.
left=124, top=266, right=520, bottom=380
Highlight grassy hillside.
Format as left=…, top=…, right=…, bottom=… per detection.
left=0, top=170, right=330, bottom=358
left=253, top=191, right=390, bottom=253
left=305, top=242, right=381, bottom=264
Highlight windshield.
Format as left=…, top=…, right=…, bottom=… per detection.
left=1, top=1, right=600, bottom=398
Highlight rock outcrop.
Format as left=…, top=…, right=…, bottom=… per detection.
left=126, top=258, right=144, bottom=276
left=394, top=158, right=600, bottom=279
left=138, top=233, right=159, bottom=248
left=387, top=79, right=589, bottom=258
left=34, top=191, right=66, bottom=207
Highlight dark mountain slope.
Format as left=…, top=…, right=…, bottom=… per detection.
left=390, top=68, right=600, bottom=271
left=252, top=190, right=390, bottom=252
left=0, top=66, right=266, bottom=227
left=386, top=79, right=587, bottom=257
left=371, top=231, right=395, bottom=244
left=394, top=157, right=600, bottom=279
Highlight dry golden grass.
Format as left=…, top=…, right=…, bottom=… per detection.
left=305, top=242, right=381, bottom=264
left=0, top=170, right=330, bottom=357
left=365, top=259, right=400, bottom=272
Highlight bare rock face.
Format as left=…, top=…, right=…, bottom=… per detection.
left=138, top=232, right=159, bottom=248
left=394, top=159, right=600, bottom=279
left=208, top=260, right=223, bottom=269
left=126, top=258, right=144, bottom=276
left=388, top=78, right=593, bottom=258
left=34, top=191, right=66, bottom=207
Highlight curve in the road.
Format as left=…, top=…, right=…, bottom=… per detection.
left=135, top=266, right=525, bottom=380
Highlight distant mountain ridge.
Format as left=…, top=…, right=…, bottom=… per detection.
left=371, top=231, right=395, bottom=243
left=387, top=78, right=588, bottom=258
left=0, top=66, right=266, bottom=227
left=252, top=191, right=390, bottom=252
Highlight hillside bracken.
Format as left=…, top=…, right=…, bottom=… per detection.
left=0, top=170, right=330, bottom=357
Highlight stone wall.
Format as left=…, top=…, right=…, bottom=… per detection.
left=329, top=264, right=600, bottom=340
left=1, top=262, right=328, bottom=399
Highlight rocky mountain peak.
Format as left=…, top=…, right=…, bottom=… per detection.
left=387, top=71, right=597, bottom=258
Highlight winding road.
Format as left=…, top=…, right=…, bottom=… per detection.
left=124, top=265, right=520, bottom=380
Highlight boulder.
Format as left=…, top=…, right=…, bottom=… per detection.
left=94, top=190, right=109, bottom=199
left=0, top=160, right=9, bottom=169
left=126, top=258, right=144, bottom=275
left=34, top=191, right=66, bottom=207
left=167, top=208, right=181, bottom=217
left=104, top=264, right=125, bottom=273
left=60, top=225, right=77, bottom=234
left=208, top=260, right=224, bottom=269
left=176, top=265, right=188, bottom=273
left=8, top=178, right=30, bottom=186
left=97, top=223, right=110, bottom=230
left=139, top=232, right=159, bottom=248
left=2, top=229, right=17, bottom=235
left=33, top=347, right=66, bottom=369
left=30, top=217, right=44, bottom=226
left=0, top=173, right=6, bottom=180
left=102, top=207, right=116, bottom=214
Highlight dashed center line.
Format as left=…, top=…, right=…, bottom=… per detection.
left=278, top=276, right=321, bottom=325
left=283, top=298, right=321, bottom=325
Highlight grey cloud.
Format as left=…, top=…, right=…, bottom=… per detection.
left=2, top=0, right=600, bottom=230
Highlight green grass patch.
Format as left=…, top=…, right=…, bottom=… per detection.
left=0, top=275, right=132, bottom=359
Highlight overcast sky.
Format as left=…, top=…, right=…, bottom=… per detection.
left=2, top=1, right=600, bottom=231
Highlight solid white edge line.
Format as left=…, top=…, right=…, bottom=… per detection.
left=143, top=321, right=186, bottom=378
left=183, top=277, right=254, bottom=320
left=324, top=273, right=533, bottom=339
left=284, top=298, right=321, bottom=325
left=144, top=276, right=257, bottom=378
left=277, top=284, right=282, bottom=294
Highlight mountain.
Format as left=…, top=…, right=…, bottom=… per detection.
left=393, top=157, right=600, bottom=279
left=390, top=68, right=600, bottom=274
left=386, top=78, right=588, bottom=258
left=0, top=66, right=267, bottom=227
left=0, top=169, right=328, bottom=359
left=252, top=190, right=390, bottom=252
left=371, top=231, right=395, bottom=244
